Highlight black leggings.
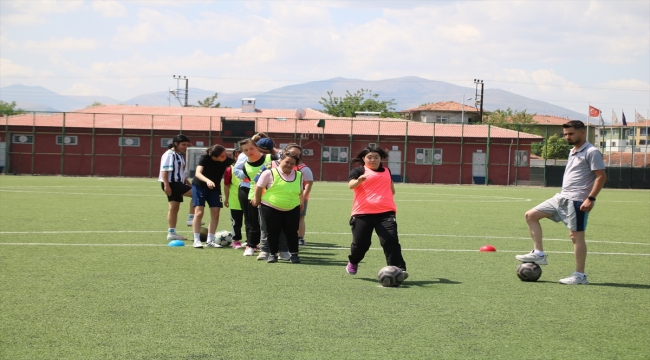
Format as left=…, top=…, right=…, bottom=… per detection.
left=230, top=209, right=244, bottom=241
left=348, top=212, right=406, bottom=271
left=260, top=204, right=300, bottom=254
left=238, top=186, right=260, bottom=247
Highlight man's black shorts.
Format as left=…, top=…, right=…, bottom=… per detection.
left=161, top=182, right=191, bottom=202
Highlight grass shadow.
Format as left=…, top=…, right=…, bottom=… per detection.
left=587, top=282, right=650, bottom=289
left=356, top=277, right=461, bottom=287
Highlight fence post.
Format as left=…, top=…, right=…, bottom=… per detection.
left=543, top=125, right=549, bottom=186
left=430, top=122, right=436, bottom=184
left=31, top=111, right=36, bottom=175
left=319, top=124, right=324, bottom=181
left=514, top=124, right=520, bottom=186
left=91, top=113, right=96, bottom=176
left=119, top=114, right=124, bottom=177
left=209, top=116, right=213, bottom=147
left=149, top=115, right=154, bottom=178
left=61, top=112, right=66, bottom=175
left=458, top=123, right=465, bottom=184
left=348, top=119, right=353, bottom=175
left=485, top=124, right=490, bottom=186
left=402, top=121, right=408, bottom=183
left=3, top=114, right=9, bottom=174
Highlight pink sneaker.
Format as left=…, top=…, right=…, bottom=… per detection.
left=232, top=241, right=242, bottom=249
left=346, top=262, right=358, bottom=275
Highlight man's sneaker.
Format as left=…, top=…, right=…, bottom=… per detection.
left=559, top=272, right=589, bottom=285
left=231, top=241, right=243, bottom=249
left=206, top=241, right=223, bottom=248
left=290, top=254, right=301, bottom=264
left=267, top=254, right=278, bottom=263
left=257, top=251, right=269, bottom=260
left=346, top=262, right=358, bottom=275
left=298, top=238, right=306, bottom=246
left=243, top=246, right=255, bottom=256
left=402, top=270, right=409, bottom=281
left=167, top=232, right=187, bottom=241
left=193, top=240, right=204, bottom=249
left=279, top=251, right=291, bottom=261
left=515, top=251, right=548, bottom=265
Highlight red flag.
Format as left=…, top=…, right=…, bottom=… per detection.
left=589, top=105, right=601, bottom=117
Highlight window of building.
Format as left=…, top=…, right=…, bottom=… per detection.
left=435, top=116, right=448, bottom=123
left=641, top=128, right=648, bottom=135
left=415, top=148, right=442, bottom=165
left=56, top=135, right=78, bottom=145
left=161, top=138, right=174, bottom=147
left=12, top=134, right=34, bottom=144
left=515, top=150, right=528, bottom=167
left=119, top=137, right=140, bottom=147
left=322, top=146, right=348, bottom=163
left=640, top=140, right=646, bottom=145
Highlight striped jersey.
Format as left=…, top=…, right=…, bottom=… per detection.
left=158, top=149, right=186, bottom=183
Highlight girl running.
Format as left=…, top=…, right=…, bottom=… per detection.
left=345, top=146, right=408, bottom=279
left=191, top=144, right=234, bottom=248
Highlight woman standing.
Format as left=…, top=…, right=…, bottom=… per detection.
left=252, top=152, right=304, bottom=263
left=159, top=134, right=194, bottom=241
left=191, top=144, right=234, bottom=248
left=345, top=147, right=408, bottom=278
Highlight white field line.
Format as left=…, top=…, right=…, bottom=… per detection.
left=0, top=230, right=647, bottom=246
left=0, top=242, right=647, bottom=257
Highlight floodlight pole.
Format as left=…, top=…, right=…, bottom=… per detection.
left=474, top=79, right=484, bottom=123
left=172, top=75, right=189, bottom=107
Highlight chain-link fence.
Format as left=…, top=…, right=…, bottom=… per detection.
left=1, top=111, right=648, bottom=188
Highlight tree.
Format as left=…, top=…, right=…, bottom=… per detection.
left=198, top=93, right=221, bottom=108
left=319, top=89, right=400, bottom=118
left=0, top=100, right=24, bottom=116
left=538, top=134, right=571, bottom=159
left=482, top=108, right=541, bottom=136
left=88, top=101, right=103, bottom=108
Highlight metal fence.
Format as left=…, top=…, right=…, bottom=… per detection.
left=1, top=111, right=648, bottom=188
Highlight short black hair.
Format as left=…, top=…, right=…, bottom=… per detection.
left=562, top=120, right=585, bottom=129
left=353, top=146, right=389, bottom=163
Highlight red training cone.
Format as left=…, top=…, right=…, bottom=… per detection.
left=480, top=245, right=496, bottom=252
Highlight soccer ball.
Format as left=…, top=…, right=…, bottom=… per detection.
left=215, top=230, right=233, bottom=247
left=199, top=227, right=209, bottom=242
left=517, top=263, right=542, bottom=282
left=377, top=266, right=405, bottom=287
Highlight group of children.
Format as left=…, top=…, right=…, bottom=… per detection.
left=158, top=133, right=318, bottom=264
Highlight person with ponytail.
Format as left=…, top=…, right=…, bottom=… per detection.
left=345, top=146, right=408, bottom=279
left=158, top=134, right=194, bottom=241
left=190, top=144, right=234, bottom=248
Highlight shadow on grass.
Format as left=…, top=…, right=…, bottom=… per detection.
left=587, top=282, right=650, bottom=289
left=356, top=277, right=461, bottom=287
left=294, top=243, right=349, bottom=267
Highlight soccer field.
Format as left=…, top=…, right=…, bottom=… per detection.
left=1, top=176, right=649, bottom=359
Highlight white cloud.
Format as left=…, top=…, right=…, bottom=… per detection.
left=23, top=37, right=101, bottom=52
left=64, top=82, right=103, bottom=96
left=0, top=0, right=83, bottom=25
left=91, top=0, right=127, bottom=18
left=0, top=58, right=35, bottom=76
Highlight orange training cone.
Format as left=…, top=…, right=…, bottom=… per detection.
left=480, top=245, right=496, bottom=252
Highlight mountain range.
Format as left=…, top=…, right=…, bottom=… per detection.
left=0, top=76, right=586, bottom=119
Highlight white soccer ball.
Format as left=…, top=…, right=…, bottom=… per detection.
left=215, top=230, right=233, bottom=247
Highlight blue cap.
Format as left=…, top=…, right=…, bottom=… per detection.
left=256, top=138, right=274, bottom=151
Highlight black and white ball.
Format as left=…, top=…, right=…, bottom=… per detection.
left=215, top=230, right=233, bottom=247
left=517, top=263, right=542, bottom=282
left=377, top=266, right=405, bottom=287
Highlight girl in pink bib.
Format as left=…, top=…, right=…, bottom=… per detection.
left=345, top=147, right=407, bottom=279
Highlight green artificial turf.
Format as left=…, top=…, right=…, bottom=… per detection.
left=1, top=176, right=648, bottom=359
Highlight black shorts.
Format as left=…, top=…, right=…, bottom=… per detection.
left=161, top=182, right=192, bottom=202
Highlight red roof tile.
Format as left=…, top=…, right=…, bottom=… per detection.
left=402, top=101, right=478, bottom=113
left=2, top=105, right=541, bottom=139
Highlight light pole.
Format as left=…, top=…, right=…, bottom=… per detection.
left=461, top=96, right=473, bottom=123
left=474, top=79, right=484, bottom=122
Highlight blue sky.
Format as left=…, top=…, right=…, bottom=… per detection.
left=1, top=0, right=648, bottom=119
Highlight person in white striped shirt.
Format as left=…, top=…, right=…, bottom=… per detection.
left=159, top=134, right=195, bottom=241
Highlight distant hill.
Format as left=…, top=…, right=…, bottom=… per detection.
left=1, top=77, right=586, bottom=119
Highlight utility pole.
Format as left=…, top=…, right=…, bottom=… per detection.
left=474, top=79, right=484, bottom=123
left=172, top=75, right=189, bottom=107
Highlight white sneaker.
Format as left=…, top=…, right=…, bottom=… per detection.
left=257, top=251, right=269, bottom=260
left=193, top=240, right=204, bottom=248
left=243, top=246, right=255, bottom=256
left=279, top=251, right=291, bottom=261
left=187, top=219, right=205, bottom=227
left=559, top=272, right=589, bottom=285
left=206, top=241, right=223, bottom=248
left=515, top=251, right=548, bottom=265
left=167, top=232, right=187, bottom=241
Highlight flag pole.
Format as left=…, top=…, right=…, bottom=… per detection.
left=587, top=102, right=590, bottom=142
